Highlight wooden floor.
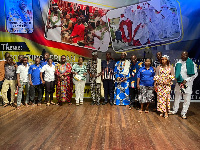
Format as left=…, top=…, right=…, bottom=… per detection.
left=0, top=99, right=200, bottom=150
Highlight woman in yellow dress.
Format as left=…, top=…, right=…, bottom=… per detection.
left=154, top=55, right=175, bottom=118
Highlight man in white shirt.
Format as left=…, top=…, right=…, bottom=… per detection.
left=16, top=57, right=30, bottom=109
left=170, top=51, right=198, bottom=119
left=40, top=58, right=55, bottom=106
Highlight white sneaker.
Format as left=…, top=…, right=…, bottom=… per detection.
left=168, top=111, right=176, bottom=115
left=181, top=114, right=187, bottom=119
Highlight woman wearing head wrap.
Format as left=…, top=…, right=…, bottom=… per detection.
left=153, top=55, right=175, bottom=118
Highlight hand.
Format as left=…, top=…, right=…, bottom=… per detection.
left=59, top=74, right=63, bottom=78
left=121, top=78, right=126, bottom=82
left=83, top=73, right=87, bottom=76
left=182, top=80, right=187, bottom=85
left=46, top=25, right=51, bottom=29
left=42, top=80, right=45, bottom=84
left=61, top=76, right=65, bottom=80
left=30, top=81, right=33, bottom=86
left=137, top=85, right=140, bottom=90
left=18, top=82, right=21, bottom=88
left=96, top=73, right=101, bottom=78
left=154, top=86, right=157, bottom=92
left=90, top=74, right=95, bottom=78
left=52, top=25, right=57, bottom=29
left=164, top=79, right=171, bottom=85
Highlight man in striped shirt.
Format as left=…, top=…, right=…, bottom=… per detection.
left=101, top=52, right=115, bottom=105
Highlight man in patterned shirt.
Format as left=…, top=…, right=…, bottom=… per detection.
left=87, top=51, right=101, bottom=105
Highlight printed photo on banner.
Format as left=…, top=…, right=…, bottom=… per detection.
left=43, top=0, right=110, bottom=52
left=5, top=0, right=33, bottom=33
left=107, top=0, right=183, bottom=52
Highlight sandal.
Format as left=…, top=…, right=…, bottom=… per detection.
left=24, top=103, right=29, bottom=107
left=50, top=102, right=56, bottom=105
left=139, top=109, right=143, bottom=113
left=164, top=115, right=169, bottom=118
left=164, top=113, right=169, bottom=118
left=46, top=103, right=50, bottom=106
left=3, top=103, right=9, bottom=107
left=145, top=110, right=149, bottom=113
left=160, top=113, right=164, bottom=117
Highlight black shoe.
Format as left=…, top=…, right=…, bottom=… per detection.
left=102, top=101, right=107, bottom=105
left=11, top=103, right=16, bottom=107
left=96, top=102, right=101, bottom=106
left=90, top=101, right=96, bottom=105
left=110, top=102, right=113, bottom=106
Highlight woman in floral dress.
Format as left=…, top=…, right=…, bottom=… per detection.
left=55, top=55, right=72, bottom=105
left=154, top=55, right=175, bottom=118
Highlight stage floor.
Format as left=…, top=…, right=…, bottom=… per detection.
left=0, top=100, right=200, bottom=150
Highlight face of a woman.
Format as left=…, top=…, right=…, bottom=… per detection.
left=145, top=59, right=151, bottom=67
left=161, top=57, right=168, bottom=65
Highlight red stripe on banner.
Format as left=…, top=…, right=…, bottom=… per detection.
left=11, top=28, right=92, bottom=58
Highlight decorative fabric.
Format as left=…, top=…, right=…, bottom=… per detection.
left=154, top=66, right=175, bottom=113
left=114, top=60, right=130, bottom=105
left=138, top=85, right=154, bottom=103
left=55, top=63, right=72, bottom=103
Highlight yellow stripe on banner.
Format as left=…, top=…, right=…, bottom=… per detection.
left=77, top=0, right=116, bottom=8
left=0, top=31, right=85, bottom=63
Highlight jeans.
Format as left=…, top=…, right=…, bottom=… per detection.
left=17, top=81, right=30, bottom=106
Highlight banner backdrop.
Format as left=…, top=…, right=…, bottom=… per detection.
left=0, top=0, right=200, bottom=101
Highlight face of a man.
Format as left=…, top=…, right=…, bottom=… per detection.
left=19, top=0, right=27, bottom=10
left=7, top=58, right=13, bottom=65
left=66, top=14, right=70, bottom=20
left=156, top=52, right=162, bottom=60
left=44, top=53, right=50, bottom=60
left=23, top=58, right=28, bottom=65
left=131, top=55, right=137, bottom=64
left=5, top=53, right=10, bottom=60
left=35, top=58, right=40, bottom=65
left=181, top=52, right=188, bottom=61
left=106, top=53, right=111, bottom=60
left=121, top=53, right=126, bottom=60
left=18, top=55, right=24, bottom=62
left=94, top=10, right=99, bottom=17
left=61, top=56, right=66, bottom=63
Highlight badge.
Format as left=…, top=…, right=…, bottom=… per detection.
left=131, top=81, right=135, bottom=88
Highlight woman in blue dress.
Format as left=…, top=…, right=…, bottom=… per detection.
left=114, top=52, right=130, bottom=105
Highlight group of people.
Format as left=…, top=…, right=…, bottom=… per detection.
left=46, top=0, right=110, bottom=51
left=0, top=51, right=198, bottom=119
